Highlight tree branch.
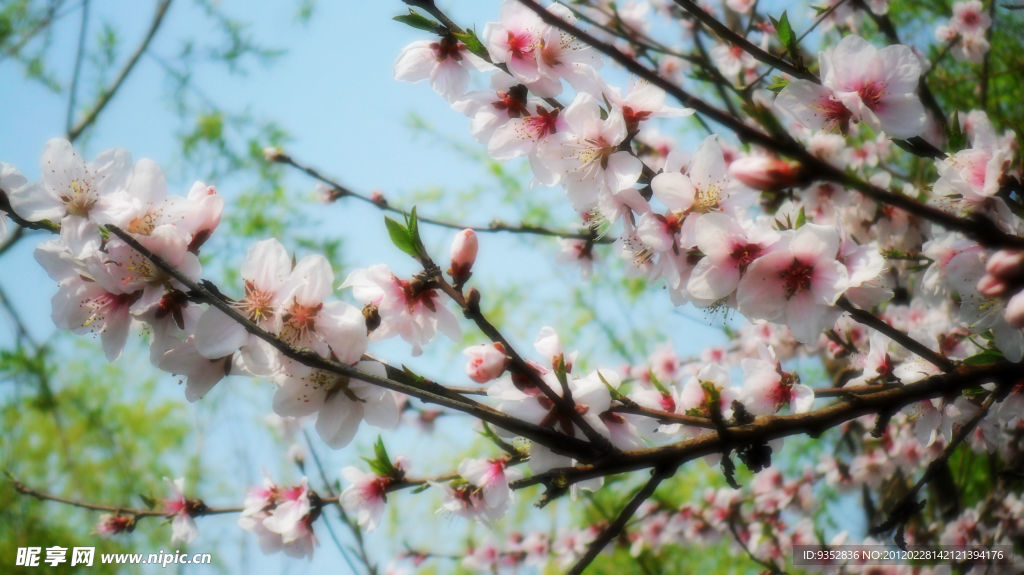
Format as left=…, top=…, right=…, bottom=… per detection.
left=674, top=0, right=816, bottom=81
left=272, top=150, right=608, bottom=243
left=566, top=465, right=675, bottom=575
left=510, top=361, right=1018, bottom=490
left=67, top=0, right=173, bottom=142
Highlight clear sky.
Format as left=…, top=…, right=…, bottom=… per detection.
left=1, top=1, right=732, bottom=572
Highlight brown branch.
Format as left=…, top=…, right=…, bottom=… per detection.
left=67, top=0, right=173, bottom=142
left=421, top=256, right=617, bottom=454
left=837, top=297, right=956, bottom=372
left=674, top=0, right=816, bottom=81
left=610, top=403, right=716, bottom=429
left=510, top=361, right=1019, bottom=490
left=566, top=465, right=675, bottom=575
left=273, top=151, right=608, bottom=243
left=870, top=392, right=999, bottom=541
left=6, top=471, right=248, bottom=518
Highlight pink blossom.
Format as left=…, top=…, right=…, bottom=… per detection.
left=736, top=224, right=849, bottom=343
left=727, top=155, right=804, bottom=191
left=740, top=348, right=815, bottom=415
left=458, top=457, right=523, bottom=516
left=687, top=212, right=777, bottom=304
left=273, top=360, right=401, bottom=448
left=343, top=264, right=460, bottom=355
left=340, top=466, right=394, bottom=532
left=95, top=514, right=135, bottom=537
left=255, top=478, right=317, bottom=559
left=163, top=477, right=200, bottom=545
left=820, top=35, right=927, bottom=138
left=194, top=238, right=292, bottom=360
left=394, top=36, right=487, bottom=102
left=536, top=92, right=642, bottom=213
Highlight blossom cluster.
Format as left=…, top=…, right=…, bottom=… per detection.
left=2, top=0, right=1023, bottom=570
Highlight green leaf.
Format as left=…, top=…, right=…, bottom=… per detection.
left=770, top=11, right=798, bottom=59
left=405, top=206, right=420, bottom=247
left=455, top=28, right=486, bottom=58
left=410, top=483, right=430, bottom=494
left=139, top=494, right=157, bottom=509
left=766, top=75, right=790, bottom=93
left=393, top=9, right=442, bottom=33
left=373, top=435, right=392, bottom=472
left=385, top=216, right=418, bottom=258
left=962, top=348, right=1004, bottom=365
left=794, top=206, right=807, bottom=229
left=597, top=371, right=627, bottom=402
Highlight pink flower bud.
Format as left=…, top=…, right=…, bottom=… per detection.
left=1006, top=291, right=1024, bottom=328
left=728, top=156, right=803, bottom=191
left=95, top=514, right=135, bottom=537
left=976, top=273, right=1007, bottom=297
left=985, top=250, right=1024, bottom=281
left=449, top=229, right=478, bottom=282
left=464, top=342, right=507, bottom=383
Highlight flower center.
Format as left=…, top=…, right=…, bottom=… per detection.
left=729, top=243, right=764, bottom=273
left=779, top=259, right=815, bottom=298
left=240, top=279, right=276, bottom=323
left=857, top=82, right=885, bottom=112
left=62, top=179, right=97, bottom=217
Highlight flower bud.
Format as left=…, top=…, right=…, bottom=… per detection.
left=448, top=229, right=478, bottom=283
left=728, top=156, right=804, bottom=191
left=985, top=250, right=1024, bottom=281
left=95, top=514, right=135, bottom=537
left=263, top=146, right=285, bottom=163
left=976, top=273, right=1007, bottom=298
left=1006, top=291, right=1024, bottom=328
left=464, top=342, right=507, bottom=383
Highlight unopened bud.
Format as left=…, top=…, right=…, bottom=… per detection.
left=977, top=273, right=1007, bottom=298
left=463, top=342, right=508, bottom=383
left=263, top=146, right=285, bottom=163
left=728, top=156, right=804, bottom=191
left=448, top=229, right=478, bottom=284
left=986, top=250, right=1024, bottom=281
left=1006, top=291, right=1024, bottom=328
left=95, top=514, right=136, bottom=537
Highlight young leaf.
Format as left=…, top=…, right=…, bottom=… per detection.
left=393, top=9, right=442, bottom=34
left=766, top=75, right=790, bottom=93
left=454, top=28, right=486, bottom=58
left=770, top=11, right=798, bottom=59
left=385, top=216, right=419, bottom=258
left=794, top=206, right=807, bottom=229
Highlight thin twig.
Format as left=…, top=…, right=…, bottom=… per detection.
left=273, top=151, right=607, bottom=243
left=67, top=0, right=173, bottom=141
left=66, top=0, right=90, bottom=135
left=565, top=465, right=675, bottom=575
left=7, top=471, right=249, bottom=518
left=302, top=430, right=374, bottom=575
left=870, top=393, right=999, bottom=540
left=837, top=298, right=955, bottom=372
left=674, top=0, right=816, bottom=81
